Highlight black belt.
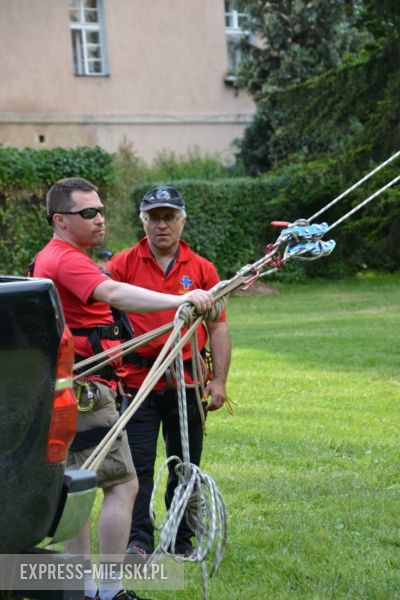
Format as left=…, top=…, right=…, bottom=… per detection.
left=71, top=322, right=127, bottom=381
left=123, top=351, right=156, bottom=368
left=71, top=323, right=124, bottom=340
left=70, top=426, right=122, bottom=451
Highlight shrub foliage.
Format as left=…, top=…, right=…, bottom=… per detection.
left=0, top=146, right=115, bottom=274
left=0, top=146, right=398, bottom=280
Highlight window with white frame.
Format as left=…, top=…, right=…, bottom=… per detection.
left=224, top=0, right=249, bottom=79
left=69, top=0, right=108, bottom=76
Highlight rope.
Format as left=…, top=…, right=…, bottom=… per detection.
left=148, top=459, right=228, bottom=600
left=326, top=173, right=400, bottom=232
left=308, top=149, right=400, bottom=222
left=81, top=314, right=202, bottom=472
left=80, top=301, right=229, bottom=473
left=174, top=306, right=191, bottom=465
left=258, top=151, right=400, bottom=276
left=146, top=306, right=228, bottom=600
left=78, top=302, right=228, bottom=598
left=73, top=298, right=226, bottom=379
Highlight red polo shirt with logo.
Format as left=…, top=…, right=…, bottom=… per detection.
left=108, top=237, right=226, bottom=390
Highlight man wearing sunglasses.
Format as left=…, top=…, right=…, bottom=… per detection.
left=107, top=185, right=231, bottom=559
left=32, top=177, right=214, bottom=600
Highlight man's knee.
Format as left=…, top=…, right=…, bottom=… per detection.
left=120, top=477, right=138, bottom=503
left=104, top=476, right=138, bottom=505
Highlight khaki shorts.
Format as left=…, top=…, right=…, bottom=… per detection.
left=68, top=381, right=136, bottom=489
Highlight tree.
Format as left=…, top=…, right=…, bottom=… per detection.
left=234, top=0, right=372, bottom=172
left=360, top=0, right=400, bottom=37
left=239, top=0, right=364, bottom=97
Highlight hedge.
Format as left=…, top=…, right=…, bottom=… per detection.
left=0, top=146, right=398, bottom=279
left=0, top=146, right=115, bottom=275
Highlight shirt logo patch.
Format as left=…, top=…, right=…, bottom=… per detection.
left=180, top=275, right=193, bottom=290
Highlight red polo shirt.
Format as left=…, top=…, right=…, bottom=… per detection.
left=108, top=238, right=225, bottom=390
left=33, top=238, right=124, bottom=384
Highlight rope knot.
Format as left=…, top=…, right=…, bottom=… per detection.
left=204, top=297, right=226, bottom=322
left=176, top=297, right=226, bottom=325
left=176, top=303, right=195, bottom=327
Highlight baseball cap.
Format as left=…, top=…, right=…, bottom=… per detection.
left=140, top=186, right=185, bottom=212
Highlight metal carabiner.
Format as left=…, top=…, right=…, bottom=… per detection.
left=75, top=381, right=95, bottom=412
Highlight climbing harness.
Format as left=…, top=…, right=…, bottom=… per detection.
left=74, top=150, right=400, bottom=599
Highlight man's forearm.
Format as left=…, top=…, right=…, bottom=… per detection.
left=92, top=279, right=213, bottom=314
left=93, top=279, right=181, bottom=312
left=207, top=322, right=231, bottom=382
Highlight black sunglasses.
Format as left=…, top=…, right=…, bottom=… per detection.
left=50, top=206, right=106, bottom=220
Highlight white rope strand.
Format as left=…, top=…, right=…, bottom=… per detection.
left=326, top=173, right=400, bottom=232
left=143, top=306, right=228, bottom=600
left=148, top=460, right=228, bottom=600
left=308, top=149, right=400, bottom=222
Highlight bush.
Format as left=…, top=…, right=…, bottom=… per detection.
left=0, top=146, right=115, bottom=192
left=0, top=146, right=116, bottom=274
left=0, top=144, right=236, bottom=274
left=1, top=144, right=397, bottom=279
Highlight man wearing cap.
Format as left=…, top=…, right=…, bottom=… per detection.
left=108, top=185, right=231, bottom=557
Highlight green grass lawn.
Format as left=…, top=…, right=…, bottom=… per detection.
left=95, top=274, right=400, bottom=599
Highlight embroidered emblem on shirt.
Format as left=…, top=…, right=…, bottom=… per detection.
left=180, top=275, right=193, bottom=290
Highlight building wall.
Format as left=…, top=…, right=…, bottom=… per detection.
left=0, top=0, right=255, bottom=161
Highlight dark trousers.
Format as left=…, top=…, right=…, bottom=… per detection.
left=125, top=387, right=205, bottom=554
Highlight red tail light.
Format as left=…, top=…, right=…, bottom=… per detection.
left=47, top=326, right=78, bottom=464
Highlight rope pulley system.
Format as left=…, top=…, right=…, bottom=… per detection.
left=73, top=150, right=400, bottom=599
